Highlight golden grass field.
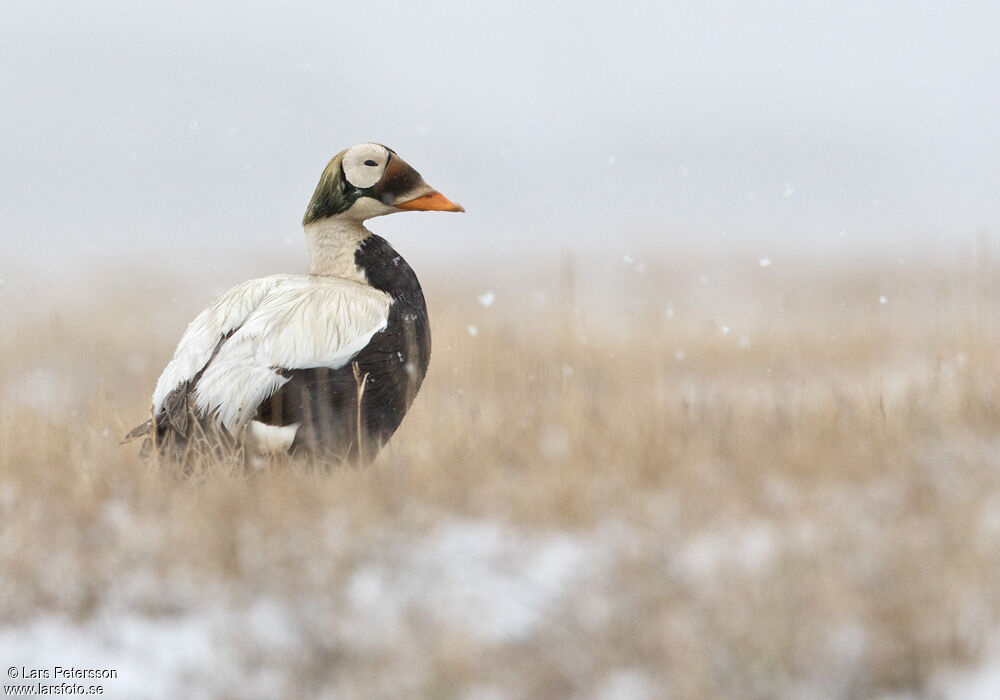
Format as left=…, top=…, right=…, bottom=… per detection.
left=2, top=255, right=1000, bottom=699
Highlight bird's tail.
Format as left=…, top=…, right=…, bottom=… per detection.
left=120, top=413, right=166, bottom=445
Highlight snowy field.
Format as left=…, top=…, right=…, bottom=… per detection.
left=3, top=258, right=1000, bottom=699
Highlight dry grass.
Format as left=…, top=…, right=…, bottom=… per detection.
left=2, top=257, right=1000, bottom=699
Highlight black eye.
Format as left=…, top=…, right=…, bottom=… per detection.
left=364, top=160, right=378, bottom=167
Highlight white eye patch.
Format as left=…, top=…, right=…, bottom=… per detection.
left=342, top=143, right=389, bottom=189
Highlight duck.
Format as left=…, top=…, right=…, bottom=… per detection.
left=124, top=143, right=463, bottom=462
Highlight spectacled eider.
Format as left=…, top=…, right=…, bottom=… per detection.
left=124, top=143, right=463, bottom=462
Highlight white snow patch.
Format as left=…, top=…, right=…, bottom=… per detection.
left=935, top=648, right=1000, bottom=700
left=0, top=609, right=229, bottom=700
left=675, top=521, right=778, bottom=581
left=593, top=669, right=659, bottom=700
left=345, top=520, right=597, bottom=645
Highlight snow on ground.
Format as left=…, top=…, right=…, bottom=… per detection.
left=932, top=648, right=1000, bottom=700
left=3, top=510, right=997, bottom=699
left=344, top=519, right=601, bottom=645
left=1, top=519, right=619, bottom=699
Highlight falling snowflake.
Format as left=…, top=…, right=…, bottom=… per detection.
left=721, top=325, right=731, bottom=335
left=477, top=291, right=495, bottom=307
left=623, top=254, right=634, bottom=264
left=467, top=325, right=478, bottom=336
left=758, top=258, right=772, bottom=267
left=879, top=296, right=888, bottom=305
left=783, top=182, right=795, bottom=197
left=673, top=350, right=686, bottom=361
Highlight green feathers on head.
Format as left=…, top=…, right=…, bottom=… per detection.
left=302, top=150, right=360, bottom=225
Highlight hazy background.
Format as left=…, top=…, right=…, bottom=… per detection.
left=3, top=0, right=1000, bottom=283
left=6, top=5, right=1000, bottom=697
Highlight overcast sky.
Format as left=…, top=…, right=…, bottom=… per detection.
left=3, top=0, right=1000, bottom=275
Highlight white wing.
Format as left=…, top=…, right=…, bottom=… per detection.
left=152, top=275, right=392, bottom=432
left=152, top=275, right=296, bottom=412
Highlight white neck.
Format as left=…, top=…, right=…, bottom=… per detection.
left=303, top=216, right=371, bottom=282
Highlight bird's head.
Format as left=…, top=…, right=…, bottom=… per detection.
left=302, top=143, right=464, bottom=225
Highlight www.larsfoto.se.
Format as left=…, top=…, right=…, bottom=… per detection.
left=4, top=682, right=106, bottom=696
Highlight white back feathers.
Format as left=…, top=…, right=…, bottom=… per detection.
left=152, top=275, right=392, bottom=432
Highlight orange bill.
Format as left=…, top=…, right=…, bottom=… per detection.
left=395, top=190, right=465, bottom=212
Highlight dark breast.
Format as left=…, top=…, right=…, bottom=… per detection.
left=254, top=234, right=431, bottom=462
